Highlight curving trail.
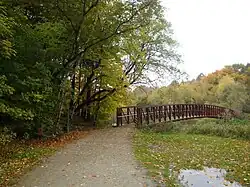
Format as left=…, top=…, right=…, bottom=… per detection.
left=14, top=125, right=155, bottom=187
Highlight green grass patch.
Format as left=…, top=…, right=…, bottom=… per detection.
left=133, top=130, right=250, bottom=186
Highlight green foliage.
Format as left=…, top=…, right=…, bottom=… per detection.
left=0, top=0, right=180, bottom=137
left=93, top=89, right=130, bottom=127
left=0, top=23, right=60, bottom=136
left=0, top=76, right=34, bottom=120
left=0, top=2, right=16, bottom=58
left=0, top=127, right=16, bottom=146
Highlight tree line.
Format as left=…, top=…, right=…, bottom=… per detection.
left=0, top=0, right=181, bottom=138
left=130, top=63, right=250, bottom=113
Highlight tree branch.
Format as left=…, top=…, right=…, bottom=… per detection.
left=75, top=88, right=116, bottom=111
left=56, top=0, right=76, bottom=33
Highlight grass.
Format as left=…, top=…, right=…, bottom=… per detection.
left=0, top=130, right=90, bottom=187
left=150, top=118, right=250, bottom=140
left=133, top=130, right=250, bottom=186
left=185, top=119, right=250, bottom=140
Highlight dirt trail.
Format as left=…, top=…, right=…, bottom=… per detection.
left=14, top=125, right=155, bottom=187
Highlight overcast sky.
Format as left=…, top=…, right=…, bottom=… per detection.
left=161, top=0, right=250, bottom=80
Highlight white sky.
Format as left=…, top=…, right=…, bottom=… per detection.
left=162, top=0, right=250, bottom=80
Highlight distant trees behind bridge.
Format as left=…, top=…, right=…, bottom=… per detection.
left=129, top=63, right=250, bottom=114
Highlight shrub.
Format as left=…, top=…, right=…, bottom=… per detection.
left=186, top=119, right=250, bottom=140
left=153, top=118, right=250, bottom=140
left=0, top=127, right=16, bottom=146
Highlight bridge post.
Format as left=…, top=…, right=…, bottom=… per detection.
left=153, top=107, right=156, bottom=123
left=163, top=106, right=167, bottom=122
left=195, top=104, right=198, bottom=117
left=158, top=106, right=160, bottom=120
left=190, top=104, right=193, bottom=117
left=146, top=107, right=149, bottom=124
left=154, top=106, right=157, bottom=120
left=133, top=107, right=136, bottom=123
left=201, top=105, right=204, bottom=116
left=197, top=104, right=199, bottom=117
left=204, top=105, right=207, bottom=117
left=181, top=105, right=185, bottom=119
left=212, top=105, right=214, bottom=116
left=176, top=105, right=180, bottom=119
left=136, top=107, right=142, bottom=128
left=194, top=104, right=196, bottom=117
left=188, top=104, right=192, bottom=117
left=127, top=107, right=130, bottom=124
left=158, top=106, right=161, bottom=122
left=168, top=105, right=172, bottom=121
left=173, top=105, right=176, bottom=120
left=185, top=105, right=188, bottom=118
left=116, top=107, right=122, bottom=126
left=155, top=106, right=158, bottom=121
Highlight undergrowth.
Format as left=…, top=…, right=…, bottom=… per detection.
left=150, top=118, right=250, bottom=140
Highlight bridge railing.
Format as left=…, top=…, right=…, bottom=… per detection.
left=116, top=104, right=235, bottom=127
left=116, top=106, right=137, bottom=126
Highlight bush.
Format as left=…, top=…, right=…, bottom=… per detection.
left=154, top=118, right=250, bottom=140
left=0, top=127, right=16, bottom=146
left=186, top=119, right=250, bottom=140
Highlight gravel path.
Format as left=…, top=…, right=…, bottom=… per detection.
left=15, top=125, right=156, bottom=187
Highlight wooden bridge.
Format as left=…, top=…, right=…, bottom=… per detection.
left=116, top=104, right=236, bottom=128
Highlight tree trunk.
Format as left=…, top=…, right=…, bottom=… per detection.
left=55, top=81, right=68, bottom=133
left=85, top=73, right=93, bottom=121
left=66, top=106, right=70, bottom=133
left=86, top=87, right=91, bottom=120
left=93, top=77, right=102, bottom=126
left=67, top=63, right=77, bottom=132
left=55, top=94, right=65, bottom=134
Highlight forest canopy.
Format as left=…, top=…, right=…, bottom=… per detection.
left=0, top=0, right=181, bottom=138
